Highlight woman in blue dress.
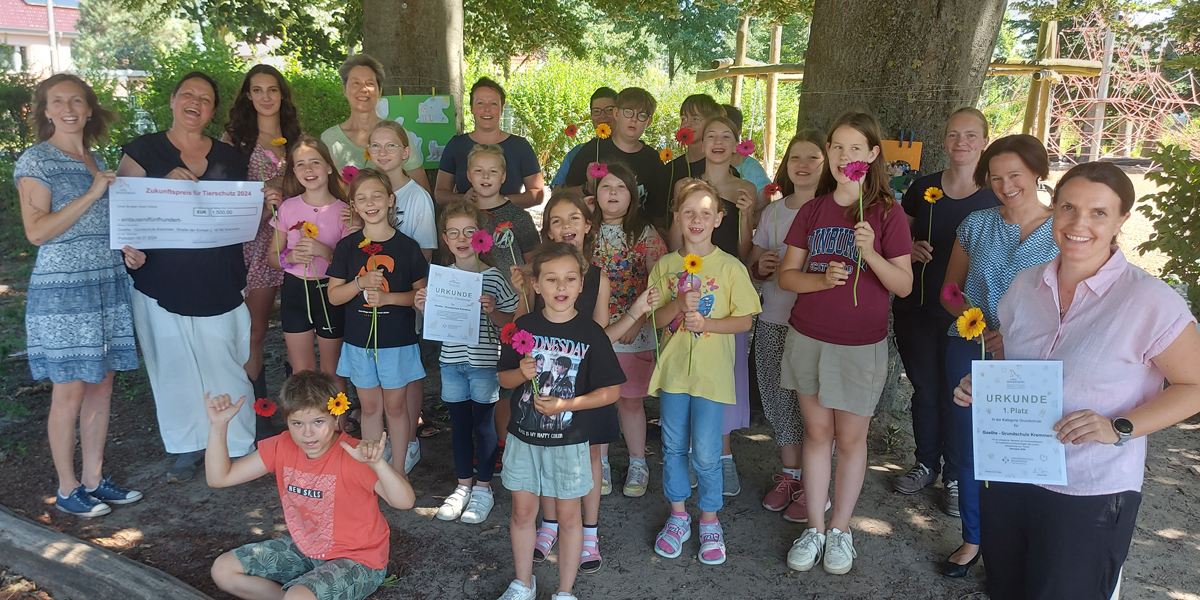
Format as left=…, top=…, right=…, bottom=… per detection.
left=15, top=74, right=143, bottom=518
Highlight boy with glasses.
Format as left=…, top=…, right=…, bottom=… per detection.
left=551, top=88, right=618, bottom=190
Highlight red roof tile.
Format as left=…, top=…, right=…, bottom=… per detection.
left=0, top=0, right=81, bottom=35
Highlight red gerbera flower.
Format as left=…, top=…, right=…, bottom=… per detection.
left=564, top=124, right=578, bottom=137
left=675, top=127, right=695, bottom=145
left=500, top=322, right=518, bottom=345
left=254, top=397, right=276, bottom=417
left=763, top=183, right=782, bottom=196
left=362, top=243, right=384, bottom=256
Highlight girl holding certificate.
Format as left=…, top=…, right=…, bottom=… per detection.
left=953, top=162, right=1200, bottom=600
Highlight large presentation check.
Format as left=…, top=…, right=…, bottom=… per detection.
left=971, top=360, right=1067, bottom=486
left=108, top=177, right=263, bottom=250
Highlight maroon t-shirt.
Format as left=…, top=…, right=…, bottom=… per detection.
left=784, top=193, right=912, bottom=345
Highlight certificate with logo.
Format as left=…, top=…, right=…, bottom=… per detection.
left=971, top=360, right=1067, bottom=486
left=423, top=265, right=484, bottom=344
left=108, top=177, right=263, bottom=249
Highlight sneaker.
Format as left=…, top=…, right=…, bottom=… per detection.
left=823, top=528, right=857, bottom=574
left=437, top=485, right=472, bottom=521
left=404, top=441, right=421, bottom=474
left=496, top=577, right=536, bottom=600
left=600, top=462, right=612, bottom=496
left=943, top=480, right=960, bottom=517
left=786, top=528, right=825, bottom=571
left=382, top=437, right=393, bottom=464
left=893, top=462, right=934, bottom=494
left=688, top=459, right=698, bottom=489
left=549, top=594, right=578, bottom=600
left=55, top=486, right=111, bottom=518
left=697, top=521, right=727, bottom=565
left=623, top=461, right=649, bottom=498
left=167, top=451, right=203, bottom=483
left=460, top=488, right=495, bottom=524
left=721, top=456, right=740, bottom=497
left=86, top=476, right=142, bottom=505
left=762, top=473, right=802, bottom=511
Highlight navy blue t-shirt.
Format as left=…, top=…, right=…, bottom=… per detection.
left=893, top=171, right=1001, bottom=315
left=438, top=133, right=541, bottom=196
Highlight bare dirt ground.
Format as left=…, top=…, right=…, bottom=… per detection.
left=0, top=174, right=1196, bottom=600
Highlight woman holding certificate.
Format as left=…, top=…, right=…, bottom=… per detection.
left=937, top=134, right=1058, bottom=577
left=117, top=71, right=258, bottom=484
left=953, top=162, right=1200, bottom=600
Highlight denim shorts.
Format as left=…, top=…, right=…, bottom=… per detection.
left=233, top=536, right=386, bottom=600
left=336, top=343, right=425, bottom=390
left=440, top=362, right=501, bottom=403
left=500, top=434, right=593, bottom=499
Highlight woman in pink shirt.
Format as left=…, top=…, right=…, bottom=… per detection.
left=953, top=162, right=1200, bottom=600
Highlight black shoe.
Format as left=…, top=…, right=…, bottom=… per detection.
left=940, top=549, right=981, bottom=578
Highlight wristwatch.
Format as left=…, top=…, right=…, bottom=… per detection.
left=1112, top=417, right=1134, bottom=447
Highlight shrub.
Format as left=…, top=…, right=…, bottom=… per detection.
left=1137, top=143, right=1200, bottom=312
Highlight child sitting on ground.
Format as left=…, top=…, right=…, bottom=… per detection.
left=207, top=370, right=415, bottom=600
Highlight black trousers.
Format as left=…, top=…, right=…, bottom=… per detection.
left=893, top=309, right=957, bottom=480
left=980, top=482, right=1140, bottom=600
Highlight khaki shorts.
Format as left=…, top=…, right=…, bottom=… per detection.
left=779, top=329, right=888, bottom=417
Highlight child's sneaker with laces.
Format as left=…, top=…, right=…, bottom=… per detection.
left=496, top=576, right=536, bottom=600
left=823, top=528, right=857, bottom=575
left=782, top=488, right=831, bottom=523
left=697, top=520, right=727, bottom=565
left=762, top=473, right=802, bottom=511
left=786, top=528, right=825, bottom=571
left=549, top=593, right=578, bottom=600
left=404, top=441, right=421, bottom=474
left=600, top=461, right=612, bottom=495
left=437, top=485, right=472, bottom=521
left=86, top=476, right=142, bottom=505
left=460, top=487, right=494, bottom=524
left=56, top=486, right=111, bottom=518
left=721, top=456, right=741, bottom=496
left=623, top=461, right=649, bottom=497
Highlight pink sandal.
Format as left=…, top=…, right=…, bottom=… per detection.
left=533, top=526, right=558, bottom=562
left=580, top=534, right=602, bottom=573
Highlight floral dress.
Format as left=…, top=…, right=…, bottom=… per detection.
left=594, top=223, right=668, bottom=353
left=14, top=143, right=138, bottom=383
left=244, top=143, right=286, bottom=290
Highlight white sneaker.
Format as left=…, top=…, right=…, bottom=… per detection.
left=460, top=487, right=495, bottom=524
left=550, top=593, right=578, bottom=600
left=496, top=576, right=536, bottom=600
left=823, top=528, right=857, bottom=575
left=786, top=528, right=826, bottom=572
left=404, top=441, right=421, bottom=474
left=437, top=485, right=472, bottom=521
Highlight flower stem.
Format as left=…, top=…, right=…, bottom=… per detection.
left=303, top=264, right=313, bottom=324
left=853, top=188, right=863, bottom=307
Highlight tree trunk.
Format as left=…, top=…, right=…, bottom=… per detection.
left=362, top=0, right=465, bottom=132
left=798, top=0, right=1006, bottom=172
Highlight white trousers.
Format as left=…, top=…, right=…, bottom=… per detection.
left=131, top=290, right=255, bottom=456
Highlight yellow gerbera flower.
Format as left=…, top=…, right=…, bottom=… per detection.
left=659, top=147, right=674, bottom=163
left=683, top=253, right=703, bottom=275
left=358, top=237, right=372, bottom=248
left=327, top=392, right=350, bottom=416
left=301, top=222, right=319, bottom=238
left=364, top=148, right=372, bottom=162
left=270, top=137, right=287, bottom=146
left=924, top=186, right=944, bottom=203
left=956, top=307, right=986, bottom=340
left=596, top=123, right=611, bottom=140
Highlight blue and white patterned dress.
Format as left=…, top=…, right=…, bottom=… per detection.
left=14, top=142, right=138, bottom=383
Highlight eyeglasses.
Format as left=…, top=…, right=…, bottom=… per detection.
left=444, top=227, right=479, bottom=240
left=368, top=143, right=403, bottom=154
left=621, top=108, right=650, bottom=122
left=590, top=106, right=616, bottom=116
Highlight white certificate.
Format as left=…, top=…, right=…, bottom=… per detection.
left=972, top=360, right=1067, bottom=485
left=422, top=265, right=484, bottom=344
left=108, top=177, right=263, bottom=249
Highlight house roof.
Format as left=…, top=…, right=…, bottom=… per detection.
left=0, top=0, right=81, bottom=36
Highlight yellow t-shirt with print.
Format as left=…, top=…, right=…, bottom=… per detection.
left=647, top=248, right=761, bottom=404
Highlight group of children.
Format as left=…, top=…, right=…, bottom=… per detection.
left=206, top=86, right=915, bottom=600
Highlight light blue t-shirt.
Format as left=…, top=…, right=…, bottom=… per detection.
left=948, top=207, right=1058, bottom=337
left=738, top=157, right=772, bottom=193
left=552, top=142, right=585, bottom=187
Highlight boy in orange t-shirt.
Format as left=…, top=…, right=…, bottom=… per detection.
left=206, top=370, right=415, bottom=600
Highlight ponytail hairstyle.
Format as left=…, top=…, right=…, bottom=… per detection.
left=437, top=201, right=496, bottom=267
left=348, top=167, right=397, bottom=226
left=283, top=135, right=349, bottom=202
left=225, top=64, right=302, bottom=159
left=598, top=161, right=648, bottom=248
left=773, top=129, right=827, bottom=198
left=540, top=189, right=597, bottom=266
left=817, top=110, right=895, bottom=222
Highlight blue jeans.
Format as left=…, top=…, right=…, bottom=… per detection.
left=946, top=335, right=991, bottom=546
left=660, top=392, right=725, bottom=513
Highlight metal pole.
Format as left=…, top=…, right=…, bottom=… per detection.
left=1087, top=29, right=1116, bottom=161
left=47, top=0, right=59, bottom=73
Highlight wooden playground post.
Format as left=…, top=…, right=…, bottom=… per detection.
left=731, top=16, right=750, bottom=106
left=764, top=23, right=783, bottom=173
left=1022, top=19, right=1059, bottom=142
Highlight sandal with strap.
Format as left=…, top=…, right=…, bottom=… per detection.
left=698, top=522, right=727, bottom=565
left=654, top=515, right=691, bottom=559
left=580, top=534, right=602, bottom=574
left=533, top=526, right=558, bottom=562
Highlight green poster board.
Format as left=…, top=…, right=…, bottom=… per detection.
left=375, top=95, right=456, bottom=169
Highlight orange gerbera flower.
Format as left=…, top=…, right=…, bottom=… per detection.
left=270, top=137, right=287, bottom=146
left=301, top=222, right=319, bottom=238
left=595, top=123, right=611, bottom=139
left=659, top=147, right=674, bottom=163
left=327, top=392, right=350, bottom=416
left=956, top=307, right=986, bottom=340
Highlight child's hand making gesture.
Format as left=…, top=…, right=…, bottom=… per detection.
left=341, top=431, right=387, bottom=464
left=205, top=392, right=245, bottom=425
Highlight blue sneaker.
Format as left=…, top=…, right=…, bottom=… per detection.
left=56, top=486, right=111, bottom=518
left=87, top=476, right=143, bottom=505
